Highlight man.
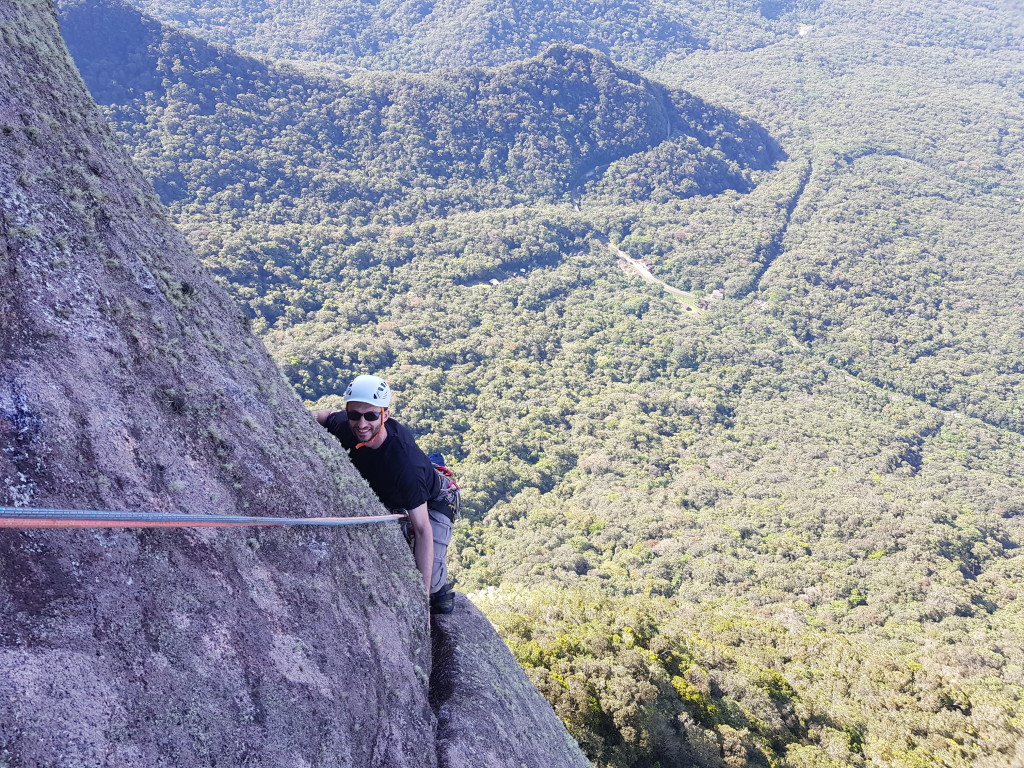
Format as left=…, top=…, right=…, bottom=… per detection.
left=311, top=374, right=455, bottom=615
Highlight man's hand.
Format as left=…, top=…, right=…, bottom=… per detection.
left=310, top=408, right=336, bottom=425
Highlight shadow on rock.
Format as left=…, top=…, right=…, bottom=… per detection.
left=430, top=594, right=594, bottom=768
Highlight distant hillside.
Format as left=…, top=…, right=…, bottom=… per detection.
left=128, top=0, right=1024, bottom=73
left=119, top=0, right=713, bottom=70
left=60, top=0, right=782, bottom=227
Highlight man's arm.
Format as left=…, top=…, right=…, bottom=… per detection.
left=406, top=502, right=433, bottom=595
left=310, top=408, right=336, bottom=425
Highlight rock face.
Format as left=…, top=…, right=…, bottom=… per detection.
left=0, top=2, right=592, bottom=766
left=431, top=596, right=592, bottom=768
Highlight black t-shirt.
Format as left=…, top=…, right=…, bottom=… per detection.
left=325, top=412, right=442, bottom=513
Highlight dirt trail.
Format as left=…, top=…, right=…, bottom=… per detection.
left=605, top=240, right=703, bottom=310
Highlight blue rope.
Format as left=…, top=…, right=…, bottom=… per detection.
left=0, top=506, right=406, bottom=528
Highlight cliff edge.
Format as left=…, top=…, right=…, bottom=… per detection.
left=0, top=2, right=591, bottom=766
left=432, top=596, right=592, bottom=767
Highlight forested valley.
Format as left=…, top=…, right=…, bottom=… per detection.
left=53, top=0, right=1024, bottom=766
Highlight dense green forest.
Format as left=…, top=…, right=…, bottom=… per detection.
left=114, top=0, right=774, bottom=70
left=57, top=0, right=1024, bottom=766
left=60, top=0, right=782, bottom=225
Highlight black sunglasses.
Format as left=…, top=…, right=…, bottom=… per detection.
left=346, top=409, right=381, bottom=422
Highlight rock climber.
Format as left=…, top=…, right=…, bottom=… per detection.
left=311, top=374, right=455, bottom=616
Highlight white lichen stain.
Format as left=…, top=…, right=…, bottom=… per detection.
left=4, top=472, right=35, bottom=506
left=201, top=623, right=236, bottom=662
left=270, top=633, right=335, bottom=699
left=242, top=564, right=289, bottom=616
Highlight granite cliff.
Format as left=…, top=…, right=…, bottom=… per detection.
left=0, top=2, right=591, bottom=766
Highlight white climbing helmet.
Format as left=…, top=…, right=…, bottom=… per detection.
left=343, top=374, right=392, bottom=408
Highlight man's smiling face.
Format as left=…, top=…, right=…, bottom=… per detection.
left=347, top=403, right=387, bottom=444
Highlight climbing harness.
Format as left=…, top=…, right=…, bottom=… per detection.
left=428, top=453, right=462, bottom=520
left=0, top=506, right=405, bottom=529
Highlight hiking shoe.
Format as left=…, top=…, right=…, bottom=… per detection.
left=430, top=585, right=455, bottom=615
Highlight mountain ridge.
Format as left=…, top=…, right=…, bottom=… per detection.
left=122, top=0, right=710, bottom=71
left=59, top=0, right=783, bottom=225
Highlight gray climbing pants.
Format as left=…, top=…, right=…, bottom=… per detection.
left=401, top=506, right=452, bottom=595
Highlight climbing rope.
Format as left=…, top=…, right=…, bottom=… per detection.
left=0, top=506, right=405, bottom=529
